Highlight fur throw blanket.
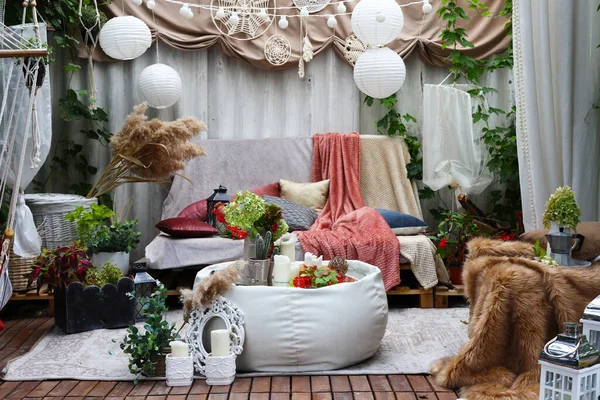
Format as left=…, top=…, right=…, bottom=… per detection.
left=431, top=238, right=600, bottom=400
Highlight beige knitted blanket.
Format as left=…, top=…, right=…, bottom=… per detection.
left=359, top=135, right=423, bottom=219
left=398, top=235, right=451, bottom=288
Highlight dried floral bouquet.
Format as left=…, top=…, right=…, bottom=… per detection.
left=87, top=103, right=207, bottom=198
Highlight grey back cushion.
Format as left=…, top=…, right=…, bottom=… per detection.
left=263, top=195, right=317, bottom=232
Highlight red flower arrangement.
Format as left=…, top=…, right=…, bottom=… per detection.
left=27, top=243, right=93, bottom=289
left=212, top=203, right=248, bottom=240
left=290, top=265, right=349, bottom=288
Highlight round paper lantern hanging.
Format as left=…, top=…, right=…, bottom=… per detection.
left=351, top=0, right=404, bottom=46
left=99, top=16, right=152, bottom=60
left=353, top=47, right=406, bottom=99
left=137, top=64, right=183, bottom=109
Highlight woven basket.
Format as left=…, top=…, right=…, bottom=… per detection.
left=25, top=194, right=97, bottom=250
left=8, top=250, right=37, bottom=292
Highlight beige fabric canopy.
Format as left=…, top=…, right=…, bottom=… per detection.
left=103, top=0, right=509, bottom=69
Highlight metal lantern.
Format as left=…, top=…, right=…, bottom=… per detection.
left=137, top=63, right=183, bottom=109
left=207, top=185, right=231, bottom=228
left=539, top=322, right=600, bottom=400
left=581, top=295, right=600, bottom=351
left=133, top=265, right=157, bottom=321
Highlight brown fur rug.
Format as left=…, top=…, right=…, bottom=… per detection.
left=431, top=238, right=600, bottom=400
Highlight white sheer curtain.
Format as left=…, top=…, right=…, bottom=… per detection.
left=514, top=0, right=600, bottom=231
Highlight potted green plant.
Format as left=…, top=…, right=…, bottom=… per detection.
left=79, top=4, right=108, bottom=47
left=542, top=186, right=582, bottom=233
left=428, top=211, right=484, bottom=285
left=27, top=245, right=135, bottom=333
left=121, top=282, right=178, bottom=378
left=66, top=204, right=141, bottom=274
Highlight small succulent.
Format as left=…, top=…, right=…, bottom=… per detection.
left=255, top=231, right=272, bottom=260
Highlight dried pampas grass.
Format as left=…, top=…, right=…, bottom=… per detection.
left=181, top=260, right=245, bottom=320
left=87, top=103, right=207, bottom=198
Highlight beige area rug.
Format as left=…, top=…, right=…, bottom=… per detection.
left=1, top=307, right=469, bottom=381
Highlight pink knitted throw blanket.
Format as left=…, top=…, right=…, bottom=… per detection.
left=298, top=133, right=400, bottom=290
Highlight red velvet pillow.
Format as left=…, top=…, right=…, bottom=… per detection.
left=250, top=182, right=280, bottom=197
left=156, top=218, right=218, bottom=238
left=178, top=199, right=208, bottom=221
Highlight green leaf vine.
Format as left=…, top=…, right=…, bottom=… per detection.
left=437, top=0, right=520, bottom=224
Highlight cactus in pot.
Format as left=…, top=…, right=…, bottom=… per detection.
left=255, top=231, right=272, bottom=260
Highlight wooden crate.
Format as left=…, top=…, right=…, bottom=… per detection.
left=434, top=284, right=465, bottom=308
left=9, top=284, right=55, bottom=316
left=385, top=263, right=434, bottom=308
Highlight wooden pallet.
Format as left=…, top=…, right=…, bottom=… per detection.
left=434, top=284, right=465, bottom=308
left=9, top=284, right=55, bottom=316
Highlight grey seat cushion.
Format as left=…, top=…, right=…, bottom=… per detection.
left=263, top=195, right=317, bottom=231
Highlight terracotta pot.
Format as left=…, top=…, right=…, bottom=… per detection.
left=448, top=266, right=463, bottom=285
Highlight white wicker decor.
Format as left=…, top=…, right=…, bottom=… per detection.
left=292, top=0, right=330, bottom=13
left=24, top=194, right=97, bottom=251
left=99, top=16, right=152, bottom=60
left=353, top=47, right=406, bottom=99
left=264, top=34, right=292, bottom=66
left=137, top=63, right=183, bottom=109
left=343, top=34, right=371, bottom=66
left=351, top=0, right=404, bottom=46
left=210, top=0, right=275, bottom=40
left=186, top=296, right=245, bottom=376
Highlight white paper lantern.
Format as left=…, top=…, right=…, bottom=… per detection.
left=137, top=64, right=183, bottom=109
left=351, top=0, right=404, bottom=46
left=353, top=47, right=406, bottom=99
left=99, top=16, right=152, bottom=60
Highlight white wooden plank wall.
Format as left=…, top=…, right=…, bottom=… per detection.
left=42, top=42, right=513, bottom=260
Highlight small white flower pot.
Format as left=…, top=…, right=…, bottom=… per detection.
left=92, top=252, right=130, bottom=275
left=205, top=353, right=236, bottom=385
left=165, top=354, right=194, bottom=387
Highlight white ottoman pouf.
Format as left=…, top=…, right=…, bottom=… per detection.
left=193, top=260, right=388, bottom=372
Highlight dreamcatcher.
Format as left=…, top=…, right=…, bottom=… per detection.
left=0, top=1, right=50, bottom=309
left=211, top=0, right=276, bottom=40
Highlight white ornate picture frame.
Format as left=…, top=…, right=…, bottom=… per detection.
left=186, top=296, right=245, bottom=375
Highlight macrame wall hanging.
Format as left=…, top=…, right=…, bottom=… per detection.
left=211, top=0, right=276, bottom=40
left=341, top=33, right=370, bottom=65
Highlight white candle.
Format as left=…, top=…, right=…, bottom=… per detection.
left=273, top=255, right=291, bottom=283
left=210, top=329, right=230, bottom=357
left=170, top=341, right=189, bottom=358
left=304, top=252, right=315, bottom=266
left=313, top=255, right=323, bottom=268
left=280, top=241, right=296, bottom=261
left=290, top=263, right=300, bottom=278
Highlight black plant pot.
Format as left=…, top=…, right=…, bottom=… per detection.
left=22, top=59, right=46, bottom=89
left=54, top=277, right=136, bottom=334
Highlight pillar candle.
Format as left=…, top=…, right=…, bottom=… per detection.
left=170, top=341, right=189, bottom=358
left=280, top=241, right=296, bottom=261
left=210, top=329, right=230, bottom=357
left=290, top=263, right=300, bottom=278
left=273, top=255, right=291, bottom=283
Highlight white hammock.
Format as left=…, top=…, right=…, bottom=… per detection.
left=422, top=84, right=493, bottom=198
left=0, top=3, right=50, bottom=309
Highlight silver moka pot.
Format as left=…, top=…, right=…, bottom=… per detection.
left=545, top=227, right=585, bottom=266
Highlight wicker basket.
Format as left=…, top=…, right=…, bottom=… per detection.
left=24, top=194, right=97, bottom=250
left=8, top=250, right=38, bottom=292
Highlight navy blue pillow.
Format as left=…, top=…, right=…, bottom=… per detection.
left=376, top=209, right=428, bottom=235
